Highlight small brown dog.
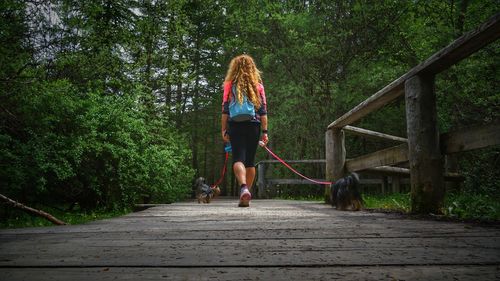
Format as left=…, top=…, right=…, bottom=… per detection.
left=194, top=177, right=221, bottom=203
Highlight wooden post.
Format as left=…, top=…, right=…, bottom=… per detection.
left=325, top=128, right=345, bottom=203
left=257, top=163, right=267, bottom=199
left=325, top=129, right=334, bottom=203
left=405, top=74, right=444, bottom=214
left=391, top=176, right=401, bottom=193
left=381, top=176, right=388, bottom=194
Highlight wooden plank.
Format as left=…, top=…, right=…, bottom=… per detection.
left=345, top=144, right=409, bottom=172
left=3, top=222, right=497, bottom=239
left=420, top=12, right=500, bottom=74
left=445, top=154, right=460, bottom=190
left=365, top=166, right=411, bottom=176
left=441, top=122, right=500, bottom=154
left=360, top=178, right=383, bottom=185
left=1, top=235, right=499, bottom=267
left=2, top=266, right=499, bottom=281
left=328, top=13, right=500, bottom=129
left=344, top=125, right=407, bottom=142
left=364, top=166, right=464, bottom=182
left=1, top=200, right=499, bottom=281
left=2, top=200, right=499, bottom=237
left=327, top=81, right=404, bottom=129
left=4, top=219, right=500, bottom=238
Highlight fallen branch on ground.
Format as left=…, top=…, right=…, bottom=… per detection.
left=0, top=193, right=67, bottom=225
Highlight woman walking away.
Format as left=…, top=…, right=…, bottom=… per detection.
left=221, top=55, right=269, bottom=207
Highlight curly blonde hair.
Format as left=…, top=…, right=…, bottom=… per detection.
left=224, top=54, right=262, bottom=108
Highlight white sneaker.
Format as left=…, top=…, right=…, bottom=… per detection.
left=238, top=187, right=251, bottom=207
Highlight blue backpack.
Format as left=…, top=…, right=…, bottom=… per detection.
left=229, top=84, right=255, bottom=122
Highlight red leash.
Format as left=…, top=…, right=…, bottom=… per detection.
left=212, top=151, right=229, bottom=188
left=212, top=144, right=332, bottom=187
left=261, top=144, right=332, bottom=185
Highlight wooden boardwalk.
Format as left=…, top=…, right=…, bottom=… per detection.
left=1, top=199, right=499, bottom=280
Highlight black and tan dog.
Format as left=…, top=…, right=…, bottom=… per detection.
left=330, top=173, right=363, bottom=211
left=194, top=177, right=221, bottom=204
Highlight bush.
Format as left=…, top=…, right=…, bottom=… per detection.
left=0, top=80, right=193, bottom=213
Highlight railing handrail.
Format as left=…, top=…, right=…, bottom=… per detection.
left=343, top=125, right=407, bottom=142
left=327, top=13, right=500, bottom=130
left=325, top=13, right=500, bottom=212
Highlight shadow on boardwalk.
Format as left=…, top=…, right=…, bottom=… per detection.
left=1, top=199, right=499, bottom=280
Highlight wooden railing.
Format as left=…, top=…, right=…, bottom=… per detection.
left=255, top=159, right=415, bottom=198
left=325, top=13, right=500, bottom=213
left=255, top=159, right=325, bottom=199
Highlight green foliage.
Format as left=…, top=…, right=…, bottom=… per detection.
left=1, top=0, right=194, bottom=218
left=275, top=191, right=499, bottom=221
left=1, top=0, right=498, bottom=224
left=1, top=79, right=193, bottom=211
left=459, top=148, right=500, bottom=196
left=444, top=192, right=500, bottom=221
left=363, top=192, right=499, bottom=221
left=0, top=206, right=131, bottom=228
left=244, top=1, right=498, bottom=208
left=363, top=193, right=411, bottom=213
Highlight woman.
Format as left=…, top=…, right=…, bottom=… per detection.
left=221, top=55, right=269, bottom=207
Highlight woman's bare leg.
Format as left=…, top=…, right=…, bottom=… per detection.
left=233, top=162, right=246, bottom=186
left=245, top=167, right=256, bottom=190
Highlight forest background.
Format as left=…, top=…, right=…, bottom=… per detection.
left=1, top=0, right=498, bottom=221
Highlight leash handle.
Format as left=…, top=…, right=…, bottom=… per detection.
left=261, top=144, right=332, bottom=186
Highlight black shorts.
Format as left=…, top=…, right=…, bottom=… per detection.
left=228, top=121, right=261, bottom=167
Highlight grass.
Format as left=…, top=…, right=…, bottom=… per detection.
left=443, top=193, right=500, bottom=221
left=277, top=191, right=500, bottom=222
left=363, top=193, right=411, bottom=213
left=0, top=206, right=131, bottom=229
left=364, top=192, right=500, bottom=221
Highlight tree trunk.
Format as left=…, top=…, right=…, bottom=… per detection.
left=456, top=0, right=469, bottom=36
left=191, top=37, right=201, bottom=175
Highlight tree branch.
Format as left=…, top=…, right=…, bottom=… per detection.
left=0, top=194, right=67, bottom=226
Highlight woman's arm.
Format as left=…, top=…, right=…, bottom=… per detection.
left=257, top=83, right=268, bottom=145
left=221, top=81, right=231, bottom=142
left=221, top=114, right=229, bottom=142
left=260, top=115, right=268, bottom=145
left=260, top=115, right=268, bottom=132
